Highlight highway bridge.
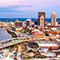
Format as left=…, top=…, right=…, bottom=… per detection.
left=0, top=36, right=60, bottom=49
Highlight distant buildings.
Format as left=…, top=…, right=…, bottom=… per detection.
left=26, top=18, right=31, bottom=27
left=58, top=21, right=60, bottom=24
left=11, top=21, right=14, bottom=27
left=51, top=12, right=56, bottom=26
left=35, top=19, right=38, bottom=25
left=15, top=21, right=23, bottom=28
left=58, top=21, right=60, bottom=26
left=38, top=12, right=45, bottom=27
left=14, top=20, right=23, bottom=31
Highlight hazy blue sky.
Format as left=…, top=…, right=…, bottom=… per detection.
left=0, top=0, right=60, bottom=18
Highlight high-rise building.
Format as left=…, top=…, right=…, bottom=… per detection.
left=26, top=18, right=31, bottom=27
left=58, top=21, right=60, bottom=26
left=35, top=19, right=38, bottom=25
left=58, top=21, right=60, bottom=24
left=15, top=21, right=23, bottom=28
left=38, top=12, right=45, bottom=27
left=51, top=12, right=56, bottom=26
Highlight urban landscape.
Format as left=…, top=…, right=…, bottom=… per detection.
left=0, top=12, right=60, bottom=60
left=0, top=0, right=60, bottom=60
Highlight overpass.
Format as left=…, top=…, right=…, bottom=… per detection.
left=0, top=36, right=60, bottom=49
left=0, top=37, right=46, bottom=49
left=8, top=29, right=20, bottom=36
left=0, top=36, right=32, bottom=43
left=7, top=29, right=28, bottom=37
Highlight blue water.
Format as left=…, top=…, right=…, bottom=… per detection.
left=0, top=28, right=12, bottom=41
left=0, top=18, right=60, bottom=22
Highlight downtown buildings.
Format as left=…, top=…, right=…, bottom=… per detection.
left=12, top=12, right=58, bottom=29
left=51, top=12, right=56, bottom=26
left=15, top=21, right=23, bottom=28
left=26, top=18, right=32, bottom=27
left=38, top=12, right=57, bottom=27
left=38, top=12, right=45, bottom=27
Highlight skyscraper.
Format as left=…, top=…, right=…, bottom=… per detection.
left=35, top=19, right=38, bottom=25
left=51, top=12, right=56, bottom=26
left=15, top=21, right=23, bottom=28
left=26, top=18, right=31, bottom=27
left=38, top=12, right=45, bottom=27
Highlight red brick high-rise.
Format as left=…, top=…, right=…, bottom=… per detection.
left=38, top=12, right=45, bottom=27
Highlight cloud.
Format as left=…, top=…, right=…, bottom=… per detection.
left=0, top=0, right=24, bottom=7
left=12, top=0, right=60, bottom=11
left=0, top=0, right=60, bottom=18
left=0, top=0, right=60, bottom=9
left=0, top=5, right=33, bottom=10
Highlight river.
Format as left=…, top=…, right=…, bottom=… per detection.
left=0, top=28, right=12, bottom=41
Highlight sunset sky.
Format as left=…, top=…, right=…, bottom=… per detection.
left=0, top=0, right=60, bottom=18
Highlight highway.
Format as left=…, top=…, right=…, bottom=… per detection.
left=0, top=36, right=60, bottom=49
left=0, top=37, right=45, bottom=49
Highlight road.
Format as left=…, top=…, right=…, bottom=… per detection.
left=0, top=36, right=60, bottom=49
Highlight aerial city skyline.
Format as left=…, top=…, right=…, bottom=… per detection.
left=0, top=0, right=60, bottom=18
left=14, top=12, right=59, bottom=28
left=0, top=11, right=60, bottom=60
left=0, top=0, right=60, bottom=60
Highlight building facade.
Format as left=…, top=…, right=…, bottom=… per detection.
left=38, top=12, right=45, bottom=27
left=15, top=21, right=23, bottom=28
left=51, top=12, right=56, bottom=26
left=35, top=19, right=38, bottom=25
left=26, top=18, right=31, bottom=27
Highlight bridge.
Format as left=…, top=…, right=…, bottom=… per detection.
left=0, top=36, right=60, bottom=49
left=7, top=29, right=27, bottom=37
left=8, top=29, right=21, bottom=36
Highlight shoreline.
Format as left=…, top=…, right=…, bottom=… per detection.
left=0, top=28, right=12, bottom=41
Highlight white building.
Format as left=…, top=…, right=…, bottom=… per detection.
left=51, top=12, right=56, bottom=26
